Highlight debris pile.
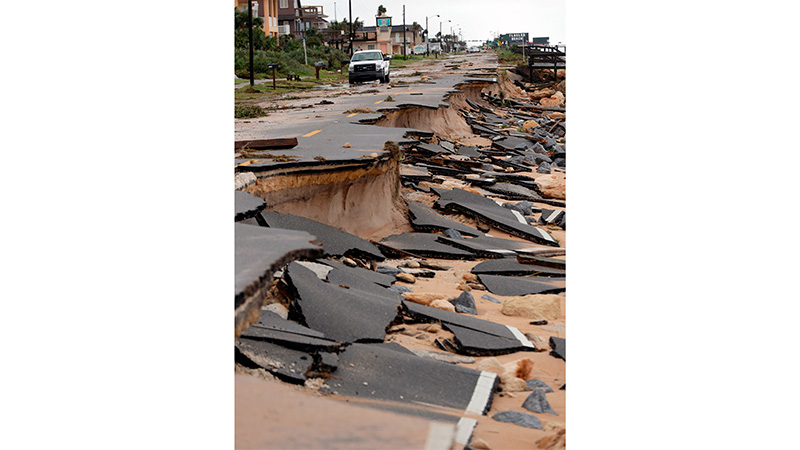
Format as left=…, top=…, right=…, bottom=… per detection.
left=234, top=55, right=566, bottom=448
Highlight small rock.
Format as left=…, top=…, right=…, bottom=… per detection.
left=529, top=88, right=556, bottom=100
left=481, top=163, right=495, bottom=171
left=388, top=285, right=413, bottom=294
left=341, top=257, right=357, bottom=267
left=526, top=379, right=554, bottom=393
left=462, top=273, right=478, bottom=282
left=479, top=294, right=500, bottom=304
left=418, top=260, right=452, bottom=271
left=471, top=438, right=492, bottom=450
left=369, top=152, right=378, bottom=158
left=400, top=260, right=421, bottom=268
left=402, top=292, right=446, bottom=305
left=522, top=120, right=539, bottom=132
left=443, top=229, right=465, bottom=240
left=522, top=388, right=558, bottom=415
left=395, top=273, right=416, bottom=284
left=415, top=334, right=428, bottom=340
left=376, top=265, right=401, bottom=276
left=530, top=142, right=547, bottom=154
left=456, top=282, right=472, bottom=291
left=430, top=299, right=456, bottom=313
left=491, top=411, right=542, bottom=429
left=476, top=221, right=490, bottom=232
left=501, top=294, right=564, bottom=321
left=536, top=162, right=552, bottom=174
left=467, top=282, right=486, bottom=291
left=450, top=291, right=477, bottom=315
left=342, top=142, right=352, bottom=148
left=475, top=357, right=505, bottom=376
left=421, top=322, right=441, bottom=333
left=499, top=373, right=528, bottom=392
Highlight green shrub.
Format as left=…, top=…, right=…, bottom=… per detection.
left=235, top=104, right=268, bottom=118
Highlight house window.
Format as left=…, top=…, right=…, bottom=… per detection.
left=368, top=45, right=375, bottom=50
left=280, top=0, right=287, bottom=8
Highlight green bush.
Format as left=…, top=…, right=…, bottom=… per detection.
left=235, top=104, right=268, bottom=118
left=235, top=46, right=347, bottom=78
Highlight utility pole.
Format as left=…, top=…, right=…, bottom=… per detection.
left=248, top=0, right=254, bottom=87
left=334, top=2, right=336, bottom=22
left=348, top=0, right=353, bottom=56
left=402, top=5, right=406, bottom=59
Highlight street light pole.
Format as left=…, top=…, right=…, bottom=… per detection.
left=248, top=0, right=254, bottom=87
left=425, top=14, right=438, bottom=56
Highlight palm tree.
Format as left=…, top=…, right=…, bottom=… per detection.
left=411, top=21, right=422, bottom=46
left=377, top=5, right=387, bottom=16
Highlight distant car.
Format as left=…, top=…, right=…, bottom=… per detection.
left=467, top=47, right=480, bottom=53
left=348, top=50, right=391, bottom=84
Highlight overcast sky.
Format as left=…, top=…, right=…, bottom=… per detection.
left=312, top=0, right=565, bottom=45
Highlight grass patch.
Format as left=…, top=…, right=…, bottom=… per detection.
left=235, top=104, right=268, bottom=119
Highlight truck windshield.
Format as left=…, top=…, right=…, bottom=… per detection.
left=352, top=52, right=382, bottom=61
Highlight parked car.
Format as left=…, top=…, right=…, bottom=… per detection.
left=348, top=50, right=391, bottom=84
left=467, top=46, right=480, bottom=53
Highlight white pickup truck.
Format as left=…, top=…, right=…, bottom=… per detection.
left=348, top=50, right=391, bottom=84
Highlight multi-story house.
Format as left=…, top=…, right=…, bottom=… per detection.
left=277, top=1, right=328, bottom=38
left=235, top=0, right=279, bottom=38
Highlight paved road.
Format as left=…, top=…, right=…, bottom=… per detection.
left=234, top=52, right=498, bottom=157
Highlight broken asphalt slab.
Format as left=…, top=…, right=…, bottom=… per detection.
left=240, top=310, right=342, bottom=352
left=321, top=343, right=499, bottom=416
left=235, top=223, right=322, bottom=336
left=407, top=201, right=482, bottom=237
left=471, top=258, right=566, bottom=278
left=432, top=187, right=559, bottom=247
left=234, top=190, right=266, bottom=222
left=379, top=232, right=476, bottom=260
left=257, top=210, right=385, bottom=261
left=437, top=234, right=555, bottom=259
left=549, top=336, right=566, bottom=361
left=284, top=262, right=400, bottom=343
left=477, top=274, right=566, bottom=297
left=403, top=301, right=536, bottom=356
left=235, top=338, right=314, bottom=384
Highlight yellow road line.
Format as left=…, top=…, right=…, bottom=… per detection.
left=347, top=113, right=357, bottom=117
left=374, top=100, right=383, bottom=105
left=303, top=129, right=322, bottom=137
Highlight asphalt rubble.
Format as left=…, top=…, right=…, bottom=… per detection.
left=234, top=58, right=566, bottom=450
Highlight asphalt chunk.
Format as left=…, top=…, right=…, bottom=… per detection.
left=432, top=188, right=559, bottom=247
left=407, top=201, right=482, bottom=237
left=380, top=233, right=476, bottom=260
left=321, top=343, right=499, bottom=415
left=284, top=262, right=401, bottom=343
left=258, top=211, right=385, bottom=261
left=477, top=274, right=566, bottom=297
left=403, top=301, right=535, bottom=356
left=471, top=258, right=566, bottom=278
left=549, top=336, right=566, bottom=361
left=235, top=191, right=266, bottom=222
left=235, top=338, right=314, bottom=384
left=491, top=410, right=543, bottom=429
